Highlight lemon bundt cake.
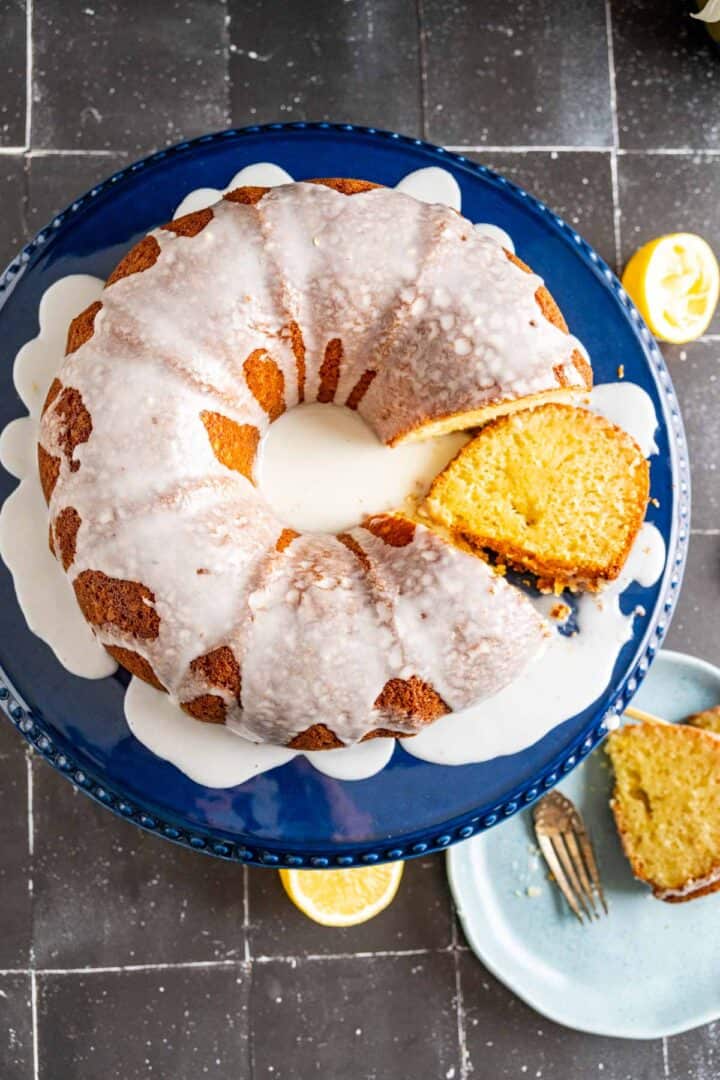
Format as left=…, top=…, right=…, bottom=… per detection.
left=38, top=178, right=593, bottom=749
left=607, top=721, right=720, bottom=902
left=425, top=403, right=649, bottom=592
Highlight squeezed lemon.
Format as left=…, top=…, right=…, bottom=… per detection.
left=622, top=233, right=719, bottom=344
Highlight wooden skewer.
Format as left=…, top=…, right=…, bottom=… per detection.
left=623, top=705, right=669, bottom=725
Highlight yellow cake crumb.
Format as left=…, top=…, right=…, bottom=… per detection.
left=607, top=721, right=720, bottom=902
left=425, top=404, right=649, bottom=592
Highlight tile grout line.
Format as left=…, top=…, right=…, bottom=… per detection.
left=25, top=0, right=33, bottom=149
left=415, top=0, right=429, bottom=141
left=221, top=0, right=232, bottom=128
left=243, top=864, right=250, bottom=963
left=444, top=145, right=720, bottom=156
left=662, top=1035, right=670, bottom=1077
left=30, top=970, right=39, bottom=1080
left=0, top=145, right=716, bottom=158
left=604, top=0, right=622, bottom=274
left=37, top=960, right=244, bottom=976
left=27, top=750, right=38, bottom=1080
left=444, top=144, right=611, bottom=154
left=0, top=947, right=461, bottom=979
left=450, top=917, right=470, bottom=1080
left=26, top=753, right=34, bottom=860
left=691, top=529, right=720, bottom=535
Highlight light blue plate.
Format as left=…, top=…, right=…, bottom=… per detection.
left=447, top=649, right=720, bottom=1039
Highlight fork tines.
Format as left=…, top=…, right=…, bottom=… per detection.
left=533, top=790, right=608, bottom=924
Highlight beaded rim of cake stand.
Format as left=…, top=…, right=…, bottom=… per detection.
left=0, top=122, right=690, bottom=867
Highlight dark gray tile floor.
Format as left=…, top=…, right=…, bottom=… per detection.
left=1, top=1, right=719, bottom=1077
left=250, top=953, right=460, bottom=1079
left=0, top=725, right=31, bottom=970
left=32, top=761, right=246, bottom=969
left=38, top=966, right=250, bottom=1079
left=469, top=150, right=616, bottom=266
left=0, top=1, right=25, bottom=147
left=422, top=0, right=613, bottom=148
left=612, top=0, right=720, bottom=151
left=32, top=0, right=230, bottom=154
left=229, top=0, right=422, bottom=135
left=0, top=974, right=33, bottom=1080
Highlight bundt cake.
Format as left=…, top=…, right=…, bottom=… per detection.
left=607, top=721, right=720, bottom=902
left=424, top=403, right=650, bottom=592
left=37, top=177, right=593, bottom=749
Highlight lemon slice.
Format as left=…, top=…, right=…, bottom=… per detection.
left=622, top=233, right=719, bottom=344
left=279, top=862, right=404, bottom=927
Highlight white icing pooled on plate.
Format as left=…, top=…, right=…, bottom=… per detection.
left=259, top=403, right=468, bottom=533
left=473, top=223, right=515, bottom=253
left=589, top=381, right=659, bottom=457
left=0, top=164, right=666, bottom=785
left=395, top=167, right=462, bottom=212
left=0, top=275, right=116, bottom=679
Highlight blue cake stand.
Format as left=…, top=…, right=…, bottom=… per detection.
left=0, top=124, right=689, bottom=867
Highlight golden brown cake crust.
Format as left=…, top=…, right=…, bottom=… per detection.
left=38, top=444, right=60, bottom=503
left=199, top=411, right=260, bottom=483
left=374, top=676, right=450, bottom=724
left=53, top=506, right=81, bottom=570
left=363, top=514, right=416, bottom=548
left=243, top=350, right=286, bottom=422
left=73, top=570, right=160, bottom=640
left=190, top=646, right=242, bottom=703
left=66, top=301, right=103, bottom=354
left=317, top=338, right=343, bottom=404
left=104, top=646, right=166, bottom=692
left=106, top=236, right=160, bottom=286
left=162, top=207, right=214, bottom=238
left=181, top=695, right=228, bottom=724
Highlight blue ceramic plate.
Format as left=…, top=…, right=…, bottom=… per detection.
left=448, top=650, right=720, bottom=1039
left=0, top=124, right=689, bottom=867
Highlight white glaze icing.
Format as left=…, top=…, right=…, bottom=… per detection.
left=0, top=164, right=667, bottom=786
left=259, top=403, right=468, bottom=533
left=404, top=522, right=666, bottom=766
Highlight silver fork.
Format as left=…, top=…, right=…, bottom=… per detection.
left=533, top=790, right=608, bottom=924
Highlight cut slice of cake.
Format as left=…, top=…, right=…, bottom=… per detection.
left=686, top=705, right=720, bottom=735
left=607, top=721, right=720, bottom=902
left=424, top=403, right=650, bottom=592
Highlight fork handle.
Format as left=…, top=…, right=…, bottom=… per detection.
left=624, top=705, right=668, bottom=725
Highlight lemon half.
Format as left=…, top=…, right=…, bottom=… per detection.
left=622, top=233, right=719, bottom=344
left=279, top=862, right=404, bottom=927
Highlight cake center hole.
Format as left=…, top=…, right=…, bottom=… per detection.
left=258, top=403, right=467, bottom=534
